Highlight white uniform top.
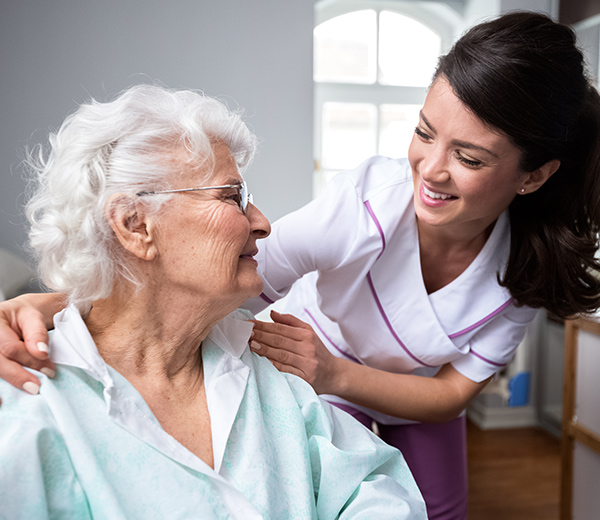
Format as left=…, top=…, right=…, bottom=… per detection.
left=245, top=156, right=538, bottom=425
left=0, top=305, right=426, bottom=519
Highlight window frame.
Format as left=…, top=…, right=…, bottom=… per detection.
left=313, top=0, right=463, bottom=193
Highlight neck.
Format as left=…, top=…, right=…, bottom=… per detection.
left=85, top=284, right=224, bottom=470
left=84, top=284, right=230, bottom=389
left=417, top=216, right=496, bottom=253
left=417, top=218, right=497, bottom=294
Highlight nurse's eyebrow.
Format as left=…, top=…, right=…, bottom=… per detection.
left=419, top=111, right=499, bottom=159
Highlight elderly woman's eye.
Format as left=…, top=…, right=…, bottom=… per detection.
left=223, top=191, right=242, bottom=205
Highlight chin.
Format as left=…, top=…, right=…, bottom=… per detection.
left=237, top=276, right=264, bottom=300
left=248, top=280, right=264, bottom=298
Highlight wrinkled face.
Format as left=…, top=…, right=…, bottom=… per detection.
left=153, top=142, right=270, bottom=309
left=408, top=76, right=526, bottom=239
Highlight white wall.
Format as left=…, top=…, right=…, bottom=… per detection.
left=464, top=0, right=556, bottom=26
left=500, top=0, right=558, bottom=18
left=574, top=14, right=600, bottom=82
left=0, top=0, right=314, bottom=260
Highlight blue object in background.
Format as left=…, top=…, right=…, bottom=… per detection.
left=508, top=372, right=530, bottom=406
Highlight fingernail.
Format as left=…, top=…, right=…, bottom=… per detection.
left=37, top=342, right=49, bottom=353
left=23, top=382, right=40, bottom=395
left=41, top=367, right=56, bottom=379
left=250, top=340, right=261, bottom=350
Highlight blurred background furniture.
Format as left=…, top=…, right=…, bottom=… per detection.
left=560, top=317, right=600, bottom=519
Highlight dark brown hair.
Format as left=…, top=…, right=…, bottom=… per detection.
left=435, top=11, right=600, bottom=319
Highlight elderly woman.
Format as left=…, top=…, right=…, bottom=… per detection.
left=0, top=86, right=426, bottom=519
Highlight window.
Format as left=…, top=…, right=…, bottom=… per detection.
left=313, top=2, right=460, bottom=194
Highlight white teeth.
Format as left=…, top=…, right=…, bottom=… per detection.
left=423, top=185, right=453, bottom=200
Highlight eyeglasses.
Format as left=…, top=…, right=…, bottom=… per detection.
left=136, top=181, right=253, bottom=214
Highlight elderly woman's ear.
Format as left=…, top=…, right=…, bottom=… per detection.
left=105, top=193, right=158, bottom=261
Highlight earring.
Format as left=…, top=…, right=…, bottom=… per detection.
left=520, top=188, right=525, bottom=194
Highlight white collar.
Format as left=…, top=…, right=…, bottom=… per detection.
left=206, top=308, right=254, bottom=359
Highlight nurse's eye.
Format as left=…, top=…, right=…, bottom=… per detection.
left=414, top=127, right=432, bottom=141
left=455, top=151, right=483, bottom=168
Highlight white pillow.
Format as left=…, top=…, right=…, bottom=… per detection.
left=0, top=248, right=33, bottom=300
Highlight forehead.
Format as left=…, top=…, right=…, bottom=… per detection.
left=422, top=78, right=525, bottom=164
left=424, top=77, right=508, bottom=143
left=210, top=141, right=241, bottom=183
left=176, top=141, right=242, bottom=185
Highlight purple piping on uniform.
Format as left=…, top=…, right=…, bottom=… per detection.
left=366, top=272, right=435, bottom=368
left=364, top=201, right=386, bottom=259
left=260, top=293, right=274, bottom=304
left=304, top=308, right=362, bottom=364
left=448, top=298, right=513, bottom=338
left=470, top=350, right=507, bottom=368
left=365, top=199, right=508, bottom=369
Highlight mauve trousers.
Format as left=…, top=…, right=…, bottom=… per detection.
left=333, top=403, right=468, bottom=520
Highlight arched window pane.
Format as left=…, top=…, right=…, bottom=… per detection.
left=322, top=102, right=377, bottom=170
left=379, top=104, right=421, bottom=158
left=378, top=11, right=441, bottom=87
left=314, top=10, right=377, bottom=84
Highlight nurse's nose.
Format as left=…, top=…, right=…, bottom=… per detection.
left=419, top=147, right=451, bottom=184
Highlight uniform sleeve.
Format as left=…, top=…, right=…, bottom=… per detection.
left=451, top=304, right=540, bottom=382
left=283, top=374, right=427, bottom=520
left=244, top=172, right=364, bottom=314
left=0, top=382, right=91, bottom=519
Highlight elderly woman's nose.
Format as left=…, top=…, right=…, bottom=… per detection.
left=248, top=203, right=271, bottom=238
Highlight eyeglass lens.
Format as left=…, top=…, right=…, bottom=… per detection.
left=240, top=182, right=252, bottom=213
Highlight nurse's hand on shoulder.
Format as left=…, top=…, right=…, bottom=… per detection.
left=0, top=293, right=57, bottom=401
left=250, top=310, right=341, bottom=395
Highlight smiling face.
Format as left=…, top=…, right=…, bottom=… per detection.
left=152, top=141, right=270, bottom=310
left=408, top=76, right=527, bottom=242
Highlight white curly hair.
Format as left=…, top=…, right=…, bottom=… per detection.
left=25, top=84, right=258, bottom=313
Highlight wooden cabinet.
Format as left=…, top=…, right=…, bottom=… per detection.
left=561, top=318, right=600, bottom=519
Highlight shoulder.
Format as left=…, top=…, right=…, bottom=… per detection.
left=335, top=156, right=413, bottom=201
left=248, top=358, right=347, bottom=441
left=278, top=370, right=358, bottom=436
left=0, top=376, right=57, bottom=425
left=0, top=376, right=92, bottom=518
left=247, top=349, right=328, bottom=415
left=0, top=375, right=65, bottom=457
left=317, top=156, right=414, bottom=243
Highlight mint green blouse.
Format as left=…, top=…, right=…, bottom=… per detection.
left=0, top=306, right=425, bottom=519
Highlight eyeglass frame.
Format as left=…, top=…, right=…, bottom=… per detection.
left=136, top=181, right=253, bottom=214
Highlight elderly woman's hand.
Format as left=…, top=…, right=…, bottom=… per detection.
left=0, top=293, right=60, bottom=398
left=250, top=311, right=342, bottom=395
